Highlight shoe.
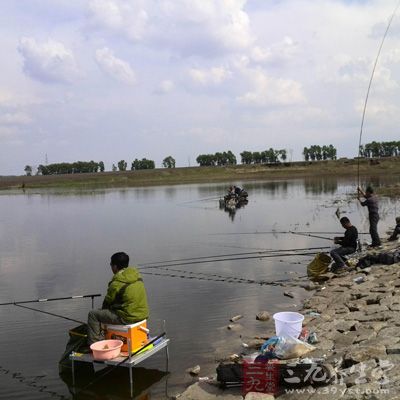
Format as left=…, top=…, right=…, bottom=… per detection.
left=333, top=265, right=350, bottom=275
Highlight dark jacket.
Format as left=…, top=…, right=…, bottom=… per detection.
left=102, top=267, right=149, bottom=323
left=337, top=226, right=358, bottom=250
left=361, top=196, right=379, bottom=218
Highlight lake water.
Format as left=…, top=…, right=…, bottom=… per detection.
left=0, top=177, right=398, bottom=399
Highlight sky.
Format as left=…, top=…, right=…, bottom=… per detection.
left=1, top=0, right=400, bottom=175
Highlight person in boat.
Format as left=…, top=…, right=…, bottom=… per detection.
left=233, top=185, right=243, bottom=196
left=87, top=252, right=149, bottom=345
left=330, top=217, right=358, bottom=273
left=388, top=216, right=400, bottom=241
left=357, top=186, right=381, bottom=248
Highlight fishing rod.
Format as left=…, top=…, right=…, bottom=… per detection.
left=0, top=293, right=101, bottom=307
left=138, top=246, right=330, bottom=268
left=139, top=250, right=323, bottom=270
left=210, top=230, right=369, bottom=236
left=14, top=303, right=85, bottom=324
left=289, top=231, right=333, bottom=241
left=357, top=0, right=400, bottom=187
left=75, top=332, right=167, bottom=396
left=178, top=195, right=222, bottom=205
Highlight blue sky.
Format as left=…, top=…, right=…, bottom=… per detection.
left=1, top=0, right=400, bottom=175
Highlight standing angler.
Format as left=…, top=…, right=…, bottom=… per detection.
left=357, top=186, right=381, bottom=248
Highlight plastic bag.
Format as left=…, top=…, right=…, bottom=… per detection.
left=260, top=335, right=315, bottom=360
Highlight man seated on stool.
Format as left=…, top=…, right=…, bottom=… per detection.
left=87, top=252, right=149, bottom=345
left=330, top=217, right=358, bottom=274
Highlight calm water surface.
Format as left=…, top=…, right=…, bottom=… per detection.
left=0, top=177, right=398, bottom=399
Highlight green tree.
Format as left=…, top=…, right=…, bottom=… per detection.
left=99, top=161, right=105, bottom=172
left=112, top=164, right=117, bottom=172
left=279, top=149, right=287, bottom=162
left=162, top=156, right=176, bottom=168
left=303, top=147, right=310, bottom=161
left=24, top=165, right=32, bottom=176
left=240, top=151, right=253, bottom=164
left=118, top=160, right=127, bottom=171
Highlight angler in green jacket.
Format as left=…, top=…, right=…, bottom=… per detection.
left=87, top=252, right=149, bottom=345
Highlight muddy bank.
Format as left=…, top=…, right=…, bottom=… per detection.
left=1, top=157, right=400, bottom=191
left=177, top=242, right=400, bottom=399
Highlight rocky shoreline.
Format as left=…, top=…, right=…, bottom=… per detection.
left=177, top=242, right=400, bottom=400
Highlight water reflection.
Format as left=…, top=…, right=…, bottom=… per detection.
left=304, top=177, right=338, bottom=195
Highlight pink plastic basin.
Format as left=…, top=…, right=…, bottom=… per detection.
left=90, top=339, right=123, bottom=361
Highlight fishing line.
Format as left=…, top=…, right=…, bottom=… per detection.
left=14, top=303, right=85, bottom=324
left=139, top=251, right=322, bottom=271
left=141, top=265, right=308, bottom=287
left=138, top=246, right=330, bottom=268
left=357, top=0, right=400, bottom=187
left=209, top=231, right=369, bottom=236
left=140, top=270, right=309, bottom=287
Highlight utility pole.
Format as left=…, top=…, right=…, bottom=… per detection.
left=45, top=153, right=48, bottom=165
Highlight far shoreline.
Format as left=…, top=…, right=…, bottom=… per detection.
left=1, top=157, right=400, bottom=194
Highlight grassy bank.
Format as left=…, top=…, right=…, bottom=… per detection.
left=1, top=157, right=400, bottom=191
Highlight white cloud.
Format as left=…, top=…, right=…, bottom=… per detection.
left=155, top=80, right=174, bottom=94
left=88, top=0, right=148, bottom=41
left=18, top=37, right=79, bottom=84
left=95, top=47, right=136, bottom=85
left=0, top=112, right=32, bottom=126
left=189, top=66, right=232, bottom=85
left=86, top=0, right=253, bottom=57
left=251, top=36, right=299, bottom=66
left=237, top=68, right=306, bottom=107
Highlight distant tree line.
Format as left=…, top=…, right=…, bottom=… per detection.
left=303, top=145, right=337, bottom=161
left=196, top=151, right=237, bottom=166
left=359, top=141, right=400, bottom=158
left=35, top=161, right=104, bottom=175
left=240, top=149, right=287, bottom=164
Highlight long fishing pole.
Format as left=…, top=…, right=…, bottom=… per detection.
left=289, top=231, right=333, bottom=241
left=14, top=303, right=85, bottom=324
left=0, top=293, right=101, bottom=307
left=209, top=230, right=369, bottom=236
left=138, top=246, right=330, bottom=268
left=140, top=250, right=324, bottom=270
left=357, top=0, right=400, bottom=187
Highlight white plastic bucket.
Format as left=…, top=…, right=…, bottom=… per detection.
left=273, top=312, right=304, bottom=338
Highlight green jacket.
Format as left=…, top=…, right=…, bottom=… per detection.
left=102, top=267, right=149, bottom=323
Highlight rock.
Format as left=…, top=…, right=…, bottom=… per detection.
left=256, top=311, right=271, bottom=321
left=333, top=332, right=357, bottom=350
left=364, top=304, right=389, bottom=315
left=344, top=345, right=387, bottom=367
left=187, top=365, right=201, bottom=375
left=334, top=320, right=360, bottom=333
left=284, top=291, right=294, bottom=299
left=227, top=324, right=242, bottom=331
left=230, top=315, right=243, bottom=322
left=353, top=328, right=376, bottom=344
left=177, top=382, right=242, bottom=400
left=245, top=393, right=275, bottom=400
left=300, top=282, right=319, bottom=291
